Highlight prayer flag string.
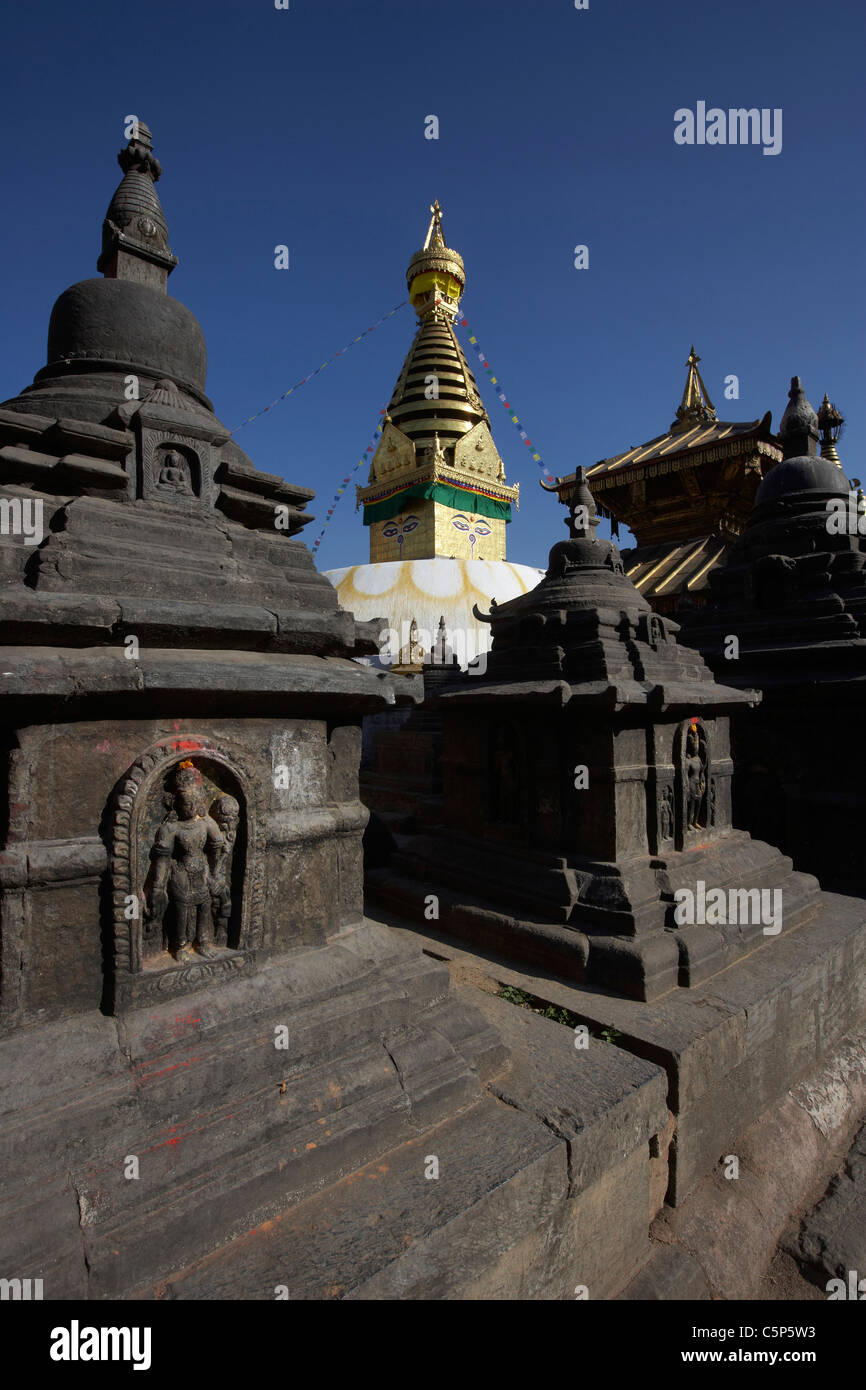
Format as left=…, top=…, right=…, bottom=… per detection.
left=457, top=316, right=555, bottom=484
left=229, top=302, right=407, bottom=434
left=310, top=408, right=388, bottom=555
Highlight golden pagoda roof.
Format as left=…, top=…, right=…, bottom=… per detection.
left=586, top=414, right=776, bottom=483
left=576, top=348, right=778, bottom=487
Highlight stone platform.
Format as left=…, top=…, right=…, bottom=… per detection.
left=372, top=888, right=866, bottom=1206
left=0, top=918, right=667, bottom=1300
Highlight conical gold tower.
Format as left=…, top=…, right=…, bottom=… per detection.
left=357, top=202, right=518, bottom=562
left=673, top=346, right=717, bottom=431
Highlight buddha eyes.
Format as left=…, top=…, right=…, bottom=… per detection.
left=451, top=516, right=491, bottom=536
left=382, top=515, right=419, bottom=539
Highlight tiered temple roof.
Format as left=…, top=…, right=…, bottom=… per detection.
left=543, top=349, right=782, bottom=613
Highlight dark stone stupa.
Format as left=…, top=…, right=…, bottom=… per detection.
left=372, top=470, right=825, bottom=1000
left=679, top=377, right=866, bottom=888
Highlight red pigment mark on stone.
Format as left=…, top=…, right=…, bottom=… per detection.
left=136, top=1057, right=202, bottom=1083
left=95, top=740, right=111, bottom=752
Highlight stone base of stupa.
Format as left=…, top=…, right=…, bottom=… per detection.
left=370, top=827, right=825, bottom=1001
left=371, top=892, right=866, bottom=1209
left=0, top=918, right=668, bottom=1300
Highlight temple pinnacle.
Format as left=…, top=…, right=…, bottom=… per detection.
left=98, top=119, right=177, bottom=290
left=674, top=346, right=717, bottom=430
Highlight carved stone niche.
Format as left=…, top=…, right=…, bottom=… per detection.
left=638, top=613, right=668, bottom=649
left=673, top=718, right=710, bottom=849
left=141, top=431, right=213, bottom=507
left=106, top=739, right=264, bottom=1012
left=656, top=781, right=675, bottom=847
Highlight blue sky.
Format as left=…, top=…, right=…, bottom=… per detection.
left=1, top=0, right=863, bottom=569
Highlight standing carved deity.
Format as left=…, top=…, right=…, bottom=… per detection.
left=659, top=784, right=674, bottom=841
left=210, top=793, right=240, bottom=944
left=147, top=760, right=226, bottom=960
left=685, top=724, right=706, bottom=830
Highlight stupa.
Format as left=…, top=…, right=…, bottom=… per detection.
left=371, top=469, right=827, bottom=1001
left=325, top=201, right=542, bottom=669
left=679, top=376, right=866, bottom=889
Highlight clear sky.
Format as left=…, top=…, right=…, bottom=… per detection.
left=1, top=0, right=863, bottom=569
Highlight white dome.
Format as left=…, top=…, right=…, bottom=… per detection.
left=324, top=558, right=544, bottom=668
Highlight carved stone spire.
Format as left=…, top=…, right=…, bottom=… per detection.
left=674, top=346, right=717, bottom=431
left=97, top=120, right=178, bottom=290
left=778, top=376, right=819, bottom=459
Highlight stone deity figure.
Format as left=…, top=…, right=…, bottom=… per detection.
left=147, top=761, right=226, bottom=960
left=156, top=448, right=193, bottom=495
left=659, top=784, right=674, bottom=841
left=685, top=725, right=706, bottom=830
left=209, top=793, right=240, bottom=944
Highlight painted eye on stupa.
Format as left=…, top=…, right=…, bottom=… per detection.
left=474, top=522, right=492, bottom=537
left=382, top=523, right=399, bottom=539
left=401, top=517, right=419, bottom=534
left=451, top=515, right=470, bottom=531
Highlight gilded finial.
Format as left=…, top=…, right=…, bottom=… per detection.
left=406, top=200, right=465, bottom=315
left=424, top=199, right=446, bottom=251
left=674, top=346, right=717, bottom=430
left=817, top=393, right=844, bottom=466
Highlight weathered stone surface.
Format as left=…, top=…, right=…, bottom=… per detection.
left=619, top=1245, right=710, bottom=1300
left=372, top=889, right=866, bottom=1205
left=793, top=1123, right=866, bottom=1289
left=108, top=989, right=665, bottom=1300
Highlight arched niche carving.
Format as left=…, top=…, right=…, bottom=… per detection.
left=673, top=718, right=710, bottom=848
left=106, top=738, right=264, bottom=1012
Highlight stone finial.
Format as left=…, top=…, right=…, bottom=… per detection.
left=98, top=119, right=178, bottom=290
left=117, top=120, right=162, bottom=181
left=566, top=466, right=601, bottom=540
left=778, top=376, right=819, bottom=459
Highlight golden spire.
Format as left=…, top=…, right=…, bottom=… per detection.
left=675, top=346, right=717, bottom=430
left=405, top=200, right=465, bottom=320
left=357, top=202, right=517, bottom=565
left=423, top=199, right=446, bottom=251
left=817, top=394, right=844, bottom=466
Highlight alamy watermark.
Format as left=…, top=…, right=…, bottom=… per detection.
left=673, top=880, right=783, bottom=936
left=674, top=103, right=782, bottom=157
left=0, top=496, right=43, bottom=545
left=825, top=492, right=866, bottom=536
